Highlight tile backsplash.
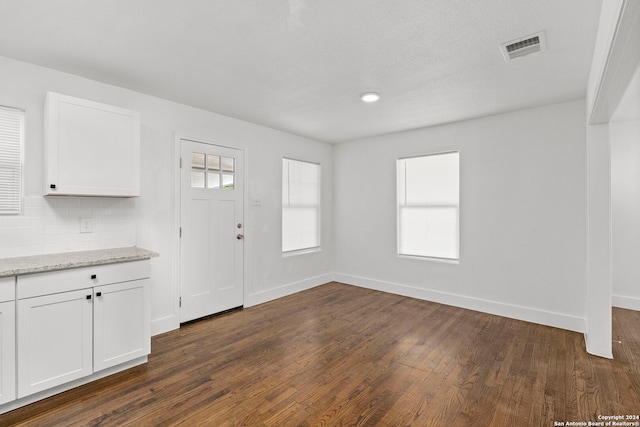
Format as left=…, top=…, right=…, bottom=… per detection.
left=0, top=196, right=136, bottom=258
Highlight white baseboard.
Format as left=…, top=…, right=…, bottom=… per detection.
left=612, top=294, right=640, bottom=311
left=245, top=273, right=334, bottom=307
left=151, top=273, right=333, bottom=336
left=151, top=314, right=179, bottom=336
left=334, top=273, right=586, bottom=333
left=0, top=356, right=148, bottom=414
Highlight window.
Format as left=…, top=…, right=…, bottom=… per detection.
left=397, top=151, right=459, bottom=260
left=190, top=152, right=235, bottom=189
left=0, top=106, right=24, bottom=215
left=282, top=158, right=320, bottom=253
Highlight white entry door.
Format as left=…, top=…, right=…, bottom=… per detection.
left=180, top=139, right=244, bottom=323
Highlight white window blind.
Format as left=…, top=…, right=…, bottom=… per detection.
left=397, top=151, right=459, bottom=260
left=0, top=106, right=24, bottom=215
left=282, top=158, right=320, bottom=253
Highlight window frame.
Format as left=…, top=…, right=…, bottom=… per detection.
left=0, top=105, right=25, bottom=215
left=396, top=150, right=460, bottom=262
left=282, top=157, right=322, bottom=255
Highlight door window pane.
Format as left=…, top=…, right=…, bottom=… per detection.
left=222, top=174, right=234, bottom=189
left=222, top=157, right=235, bottom=173
left=207, top=155, right=220, bottom=171
left=191, top=171, right=205, bottom=188
left=207, top=172, right=220, bottom=189
left=191, top=152, right=205, bottom=169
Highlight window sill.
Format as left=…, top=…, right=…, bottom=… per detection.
left=283, top=247, right=322, bottom=257
left=397, top=254, right=460, bottom=265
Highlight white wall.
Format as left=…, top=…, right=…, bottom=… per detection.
left=0, top=52, right=616, bottom=347
left=611, top=117, right=640, bottom=310
left=0, top=196, right=136, bottom=258
left=334, top=99, right=588, bottom=332
left=0, top=55, right=334, bottom=335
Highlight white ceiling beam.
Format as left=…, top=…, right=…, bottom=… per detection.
left=588, top=0, right=640, bottom=125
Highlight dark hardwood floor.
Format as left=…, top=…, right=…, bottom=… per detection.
left=3, top=282, right=639, bottom=426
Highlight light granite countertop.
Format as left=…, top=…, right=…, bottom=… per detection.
left=0, top=247, right=159, bottom=278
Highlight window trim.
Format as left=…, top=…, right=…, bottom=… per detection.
left=396, top=150, right=460, bottom=263
left=0, top=105, right=25, bottom=215
left=282, top=157, right=322, bottom=255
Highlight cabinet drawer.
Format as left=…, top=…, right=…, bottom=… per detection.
left=0, top=277, right=15, bottom=303
left=17, top=260, right=150, bottom=299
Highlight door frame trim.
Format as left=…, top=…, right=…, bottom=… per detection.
left=173, top=133, right=246, bottom=326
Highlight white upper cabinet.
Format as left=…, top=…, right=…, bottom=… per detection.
left=44, top=92, right=140, bottom=197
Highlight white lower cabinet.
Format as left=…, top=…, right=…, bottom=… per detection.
left=94, top=279, right=150, bottom=372
left=17, top=288, right=93, bottom=398
left=15, top=260, right=151, bottom=399
left=0, top=277, right=16, bottom=404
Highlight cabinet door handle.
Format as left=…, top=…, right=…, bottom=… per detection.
left=50, top=184, right=56, bottom=189
left=96, top=292, right=102, bottom=297
left=86, top=295, right=92, bottom=300
left=91, top=274, right=97, bottom=279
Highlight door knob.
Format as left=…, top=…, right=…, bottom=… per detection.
left=237, top=233, right=244, bottom=240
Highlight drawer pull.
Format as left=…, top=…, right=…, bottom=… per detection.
left=91, top=274, right=97, bottom=279
left=86, top=295, right=92, bottom=300
left=96, top=292, right=102, bottom=297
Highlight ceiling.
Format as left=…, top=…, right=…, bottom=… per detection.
left=0, top=0, right=603, bottom=143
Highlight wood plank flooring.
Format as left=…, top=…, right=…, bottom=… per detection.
left=2, top=282, right=639, bottom=426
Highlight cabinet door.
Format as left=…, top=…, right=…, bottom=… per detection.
left=0, top=300, right=16, bottom=404
left=44, top=92, right=140, bottom=197
left=94, top=279, right=150, bottom=372
left=17, top=289, right=93, bottom=398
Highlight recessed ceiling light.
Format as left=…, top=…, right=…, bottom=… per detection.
left=360, top=92, right=380, bottom=103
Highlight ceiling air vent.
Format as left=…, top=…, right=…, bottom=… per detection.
left=500, top=31, right=546, bottom=61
